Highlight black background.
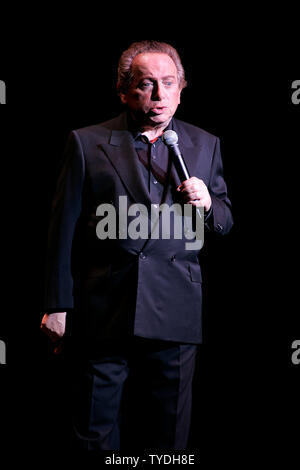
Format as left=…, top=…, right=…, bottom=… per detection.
left=0, top=29, right=299, bottom=466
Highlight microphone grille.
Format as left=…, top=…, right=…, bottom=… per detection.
left=162, top=130, right=178, bottom=145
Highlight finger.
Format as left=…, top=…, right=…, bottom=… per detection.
left=50, top=333, right=60, bottom=343
left=178, top=177, right=204, bottom=188
left=180, top=182, right=205, bottom=194
left=54, top=340, right=64, bottom=355
left=41, top=324, right=59, bottom=342
left=177, top=181, right=189, bottom=191
left=188, top=200, right=204, bottom=206
left=40, top=323, right=53, bottom=338
left=177, top=180, right=196, bottom=191
left=182, top=191, right=204, bottom=201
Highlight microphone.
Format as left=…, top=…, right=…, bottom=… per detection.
left=162, top=130, right=202, bottom=220
left=162, top=130, right=190, bottom=182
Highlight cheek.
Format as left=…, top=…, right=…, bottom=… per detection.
left=170, top=91, right=181, bottom=108
left=132, top=92, right=151, bottom=106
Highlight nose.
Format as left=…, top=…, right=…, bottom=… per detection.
left=151, top=82, right=164, bottom=101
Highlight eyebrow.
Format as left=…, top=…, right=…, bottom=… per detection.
left=140, top=75, right=176, bottom=80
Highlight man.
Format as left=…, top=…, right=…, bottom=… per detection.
left=41, top=40, right=233, bottom=452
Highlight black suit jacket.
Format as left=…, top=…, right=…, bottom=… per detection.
left=44, top=112, right=233, bottom=344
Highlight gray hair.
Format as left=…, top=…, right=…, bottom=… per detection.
left=117, top=40, right=187, bottom=94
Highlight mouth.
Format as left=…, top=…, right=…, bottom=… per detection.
left=149, top=106, right=167, bottom=115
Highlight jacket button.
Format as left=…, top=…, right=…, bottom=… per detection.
left=216, top=223, right=223, bottom=232
left=140, top=252, right=147, bottom=260
left=171, top=255, right=176, bottom=262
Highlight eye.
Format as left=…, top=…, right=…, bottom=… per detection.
left=164, top=81, right=174, bottom=87
left=139, top=81, right=153, bottom=89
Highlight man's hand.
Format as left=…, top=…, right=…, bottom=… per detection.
left=40, top=312, right=67, bottom=353
left=177, top=177, right=212, bottom=212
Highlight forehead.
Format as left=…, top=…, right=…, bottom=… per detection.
left=131, top=53, right=177, bottom=79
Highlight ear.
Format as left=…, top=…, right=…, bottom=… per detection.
left=178, top=88, right=182, bottom=105
left=120, top=93, right=127, bottom=105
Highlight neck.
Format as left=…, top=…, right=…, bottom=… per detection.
left=141, top=126, right=167, bottom=141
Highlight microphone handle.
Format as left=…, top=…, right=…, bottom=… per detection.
left=171, top=143, right=190, bottom=181
left=170, top=144, right=202, bottom=220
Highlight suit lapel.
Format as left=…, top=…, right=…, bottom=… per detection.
left=99, top=128, right=152, bottom=212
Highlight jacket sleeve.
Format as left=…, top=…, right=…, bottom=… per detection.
left=44, top=131, right=85, bottom=311
left=205, top=137, right=233, bottom=235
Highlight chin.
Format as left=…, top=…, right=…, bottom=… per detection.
left=149, top=114, right=170, bottom=125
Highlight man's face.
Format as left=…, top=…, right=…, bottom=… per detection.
left=121, top=53, right=182, bottom=128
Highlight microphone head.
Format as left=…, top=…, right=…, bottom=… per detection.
left=162, top=130, right=178, bottom=145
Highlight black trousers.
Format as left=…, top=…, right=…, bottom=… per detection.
left=69, top=336, right=197, bottom=452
